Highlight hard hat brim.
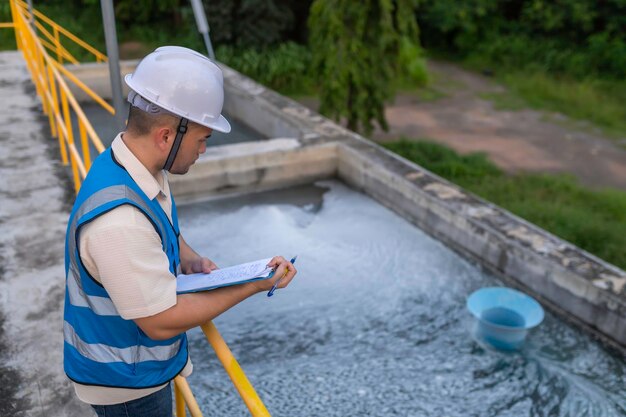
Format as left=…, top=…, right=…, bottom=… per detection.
left=210, top=114, right=231, bottom=133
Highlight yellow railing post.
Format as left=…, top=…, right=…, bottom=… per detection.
left=47, top=64, right=68, bottom=164
left=54, top=84, right=69, bottom=165
left=201, top=322, right=271, bottom=417
left=174, top=377, right=203, bottom=417
left=35, top=38, right=50, bottom=117
left=46, top=64, right=58, bottom=139
left=9, top=0, right=20, bottom=51
left=78, top=120, right=91, bottom=170
left=60, top=88, right=80, bottom=192
left=53, top=25, right=62, bottom=64
left=21, top=21, right=41, bottom=101
left=174, top=381, right=187, bottom=417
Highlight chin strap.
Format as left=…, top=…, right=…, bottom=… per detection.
left=163, top=117, right=188, bottom=171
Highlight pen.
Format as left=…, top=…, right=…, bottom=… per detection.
left=267, top=256, right=297, bottom=297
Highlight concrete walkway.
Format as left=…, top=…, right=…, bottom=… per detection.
left=0, top=51, right=91, bottom=416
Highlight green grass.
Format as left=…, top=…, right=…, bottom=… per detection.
left=479, top=91, right=527, bottom=111
left=383, top=139, right=626, bottom=270
left=475, top=70, right=626, bottom=141
left=504, top=72, right=626, bottom=138
left=404, top=85, right=447, bottom=102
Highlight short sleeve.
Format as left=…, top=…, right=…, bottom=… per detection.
left=78, top=204, right=177, bottom=320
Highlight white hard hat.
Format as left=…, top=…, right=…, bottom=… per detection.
left=124, top=46, right=231, bottom=133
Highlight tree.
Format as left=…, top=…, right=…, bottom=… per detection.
left=308, top=0, right=425, bottom=135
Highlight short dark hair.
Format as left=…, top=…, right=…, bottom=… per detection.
left=126, top=106, right=179, bottom=136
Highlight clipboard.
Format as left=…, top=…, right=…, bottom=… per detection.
left=176, top=257, right=275, bottom=294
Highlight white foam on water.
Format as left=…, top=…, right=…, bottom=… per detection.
left=179, top=180, right=626, bottom=417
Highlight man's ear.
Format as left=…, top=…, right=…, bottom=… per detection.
left=153, top=126, right=173, bottom=152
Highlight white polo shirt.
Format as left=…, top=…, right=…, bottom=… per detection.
left=73, top=134, right=192, bottom=405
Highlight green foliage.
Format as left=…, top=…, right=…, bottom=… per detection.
left=216, top=42, right=315, bottom=95
left=204, top=0, right=307, bottom=48
left=36, top=3, right=106, bottom=61
left=415, top=0, right=626, bottom=80
left=0, top=0, right=312, bottom=53
left=398, top=36, right=428, bottom=86
left=308, top=0, right=427, bottom=135
left=0, top=1, right=105, bottom=57
left=464, top=33, right=626, bottom=80
left=115, top=0, right=182, bottom=25
left=383, top=139, right=626, bottom=269
left=0, top=2, right=16, bottom=51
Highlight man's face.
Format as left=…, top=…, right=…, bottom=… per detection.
left=168, top=123, right=212, bottom=175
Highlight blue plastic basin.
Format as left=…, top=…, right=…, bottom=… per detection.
left=467, top=287, right=544, bottom=351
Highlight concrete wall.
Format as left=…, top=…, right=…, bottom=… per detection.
left=65, top=60, right=138, bottom=102
left=170, top=139, right=337, bottom=204
left=65, top=60, right=626, bottom=350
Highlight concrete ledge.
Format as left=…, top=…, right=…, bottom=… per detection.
left=169, top=139, right=337, bottom=204
left=65, top=59, right=626, bottom=350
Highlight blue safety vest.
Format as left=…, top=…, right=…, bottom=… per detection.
left=63, top=148, right=188, bottom=389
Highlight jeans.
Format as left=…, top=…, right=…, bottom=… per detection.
left=91, top=383, right=172, bottom=417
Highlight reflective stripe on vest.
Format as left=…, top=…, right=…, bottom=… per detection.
left=66, top=184, right=171, bottom=316
left=64, top=321, right=181, bottom=364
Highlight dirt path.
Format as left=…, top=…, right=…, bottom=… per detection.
left=374, top=60, right=626, bottom=191
left=301, top=60, right=626, bottom=191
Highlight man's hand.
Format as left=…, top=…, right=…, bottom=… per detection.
left=179, top=235, right=218, bottom=274
left=251, top=256, right=297, bottom=292
left=184, top=256, right=218, bottom=274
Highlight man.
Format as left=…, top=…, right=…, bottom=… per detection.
left=62, top=46, right=297, bottom=417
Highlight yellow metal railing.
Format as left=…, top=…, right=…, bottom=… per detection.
left=14, top=0, right=107, bottom=64
left=9, top=0, right=104, bottom=193
left=5, top=2, right=272, bottom=416
left=11, top=0, right=115, bottom=117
